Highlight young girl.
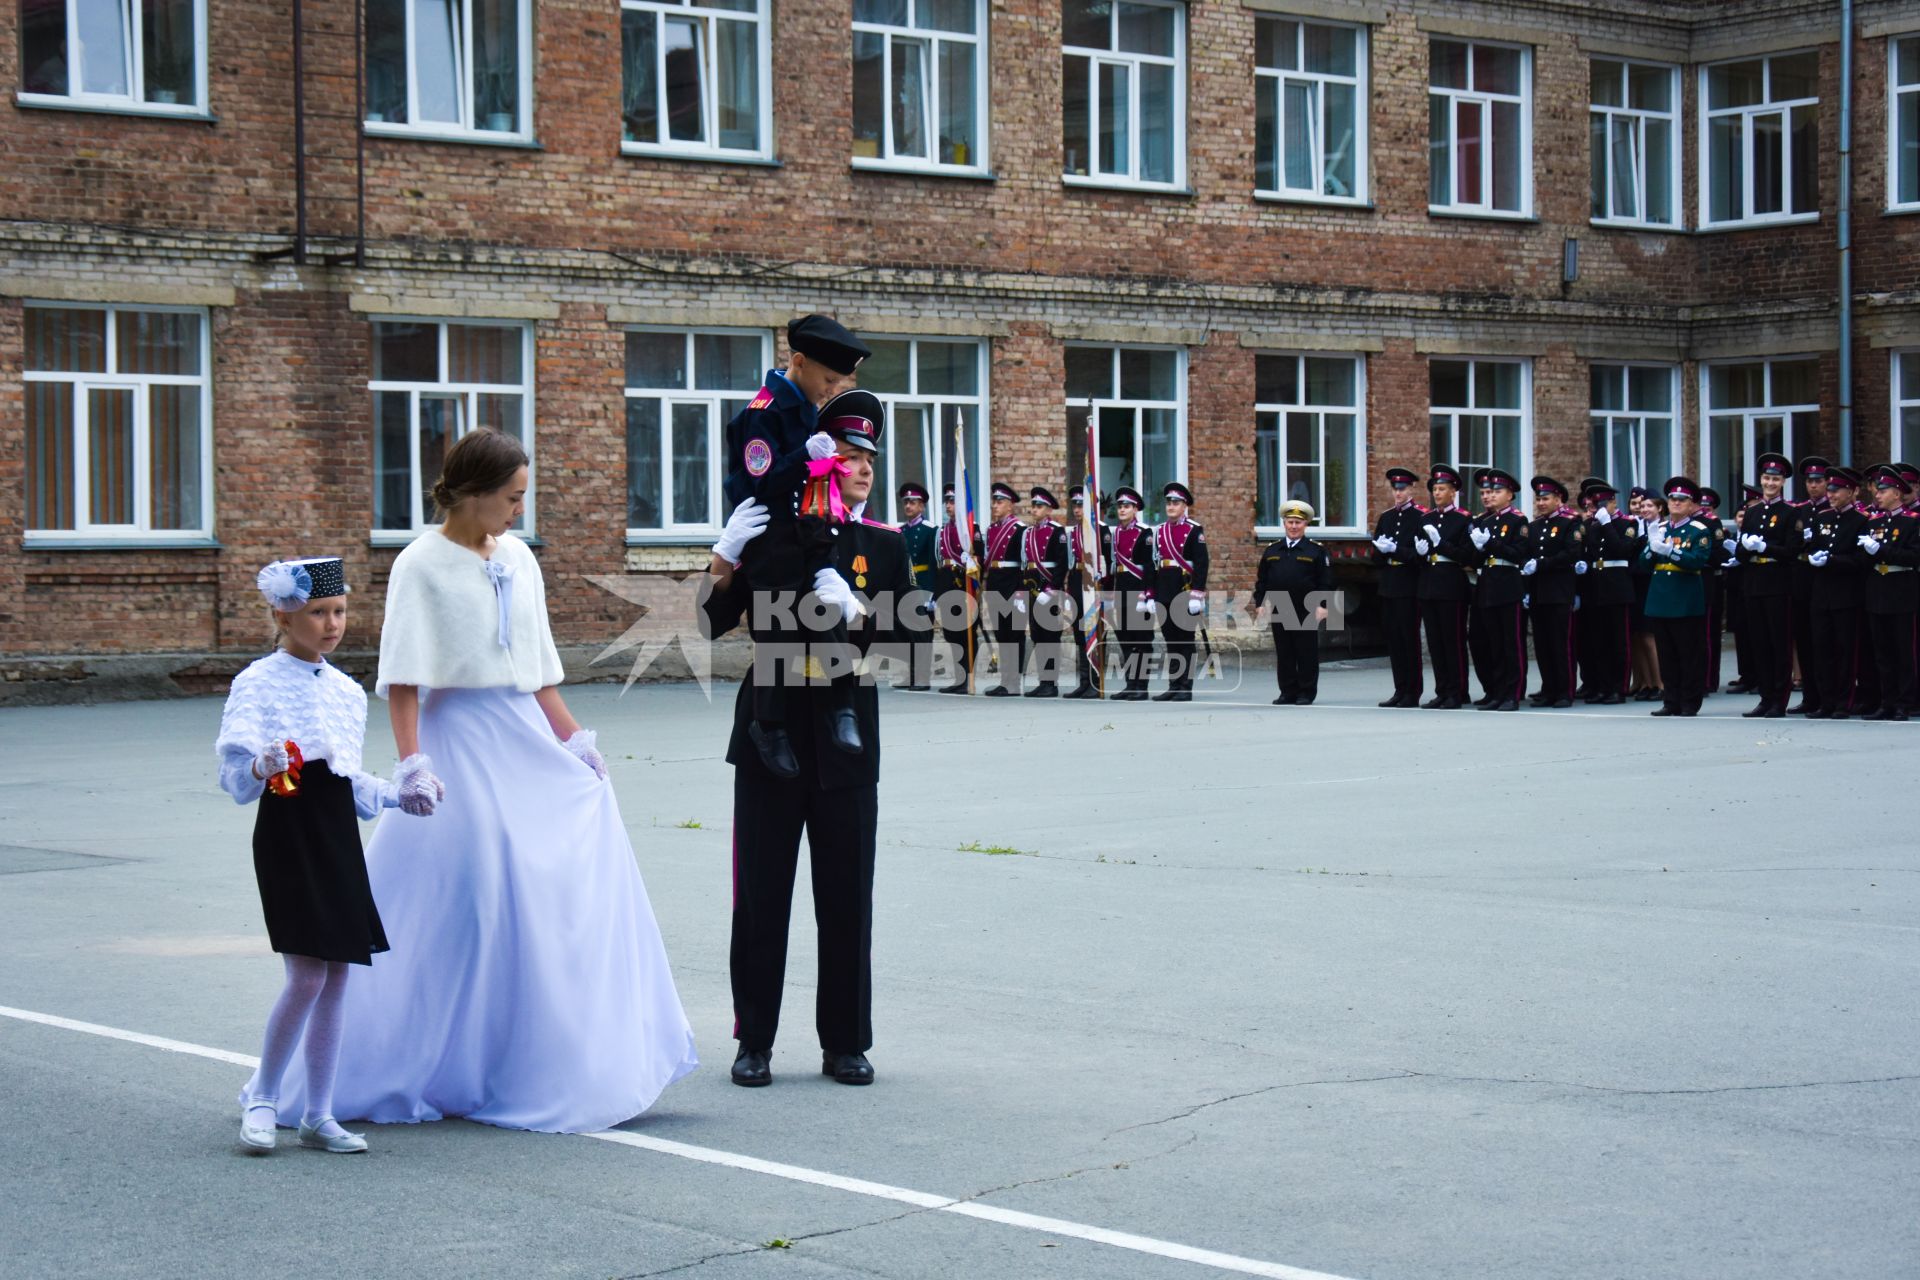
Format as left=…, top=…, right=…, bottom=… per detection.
left=273, top=428, right=698, bottom=1133
left=217, top=556, right=441, bottom=1154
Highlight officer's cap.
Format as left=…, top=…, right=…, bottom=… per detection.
left=1530, top=475, right=1568, bottom=501
left=1385, top=466, right=1419, bottom=487
left=818, top=389, right=884, bottom=452
left=1069, top=485, right=1085, bottom=503
left=1700, top=486, right=1722, bottom=509
left=899, top=480, right=929, bottom=501
left=1756, top=452, right=1792, bottom=479
left=1279, top=499, right=1315, bottom=522
left=942, top=482, right=956, bottom=500
left=1628, top=486, right=1651, bottom=501
left=1113, top=486, right=1144, bottom=508
left=1663, top=475, right=1701, bottom=501
left=1829, top=467, right=1861, bottom=490
left=787, top=315, right=870, bottom=376
left=1428, top=464, right=1462, bottom=489
left=1029, top=486, right=1059, bottom=509
left=1797, top=455, right=1831, bottom=480
left=1740, top=483, right=1762, bottom=503
left=1898, top=462, right=1920, bottom=485
left=991, top=482, right=1018, bottom=502
left=1163, top=482, right=1194, bottom=505
left=1872, top=464, right=1913, bottom=494
left=1476, top=467, right=1518, bottom=493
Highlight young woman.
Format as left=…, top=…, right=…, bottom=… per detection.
left=1629, top=490, right=1666, bottom=701
left=276, top=430, right=697, bottom=1132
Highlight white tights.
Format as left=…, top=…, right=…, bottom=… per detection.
left=243, top=954, right=350, bottom=1135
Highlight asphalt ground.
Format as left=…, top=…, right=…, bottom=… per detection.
left=1, top=659, right=1915, bottom=1280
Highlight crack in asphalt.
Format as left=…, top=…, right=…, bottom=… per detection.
left=1108, top=1073, right=1418, bottom=1136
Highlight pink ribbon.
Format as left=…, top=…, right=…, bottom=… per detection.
left=806, top=456, right=851, bottom=522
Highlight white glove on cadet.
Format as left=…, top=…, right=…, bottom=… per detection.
left=1521, top=559, right=1538, bottom=576
left=1470, top=527, right=1492, bottom=550
left=1859, top=534, right=1883, bottom=555
left=1802, top=526, right=1813, bottom=542
left=1135, top=596, right=1156, bottom=618
left=1186, top=593, right=1206, bottom=616
left=1422, top=524, right=1442, bottom=545
left=1574, top=560, right=1588, bottom=575
left=1414, top=537, right=1432, bottom=556
left=804, top=432, right=837, bottom=460
left=1372, top=535, right=1397, bottom=554
left=392, top=754, right=444, bottom=817
left=253, top=739, right=290, bottom=780
left=1741, top=533, right=1767, bottom=553
left=812, top=567, right=867, bottom=620
left=712, top=498, right=770, bottom=564
left=1722, top=537, right=1739, bottom=555
left=563, top=729, right=608, bottom=781
left=1593, top=506, right=1613, bottom=526
left=1809, top=550, right=1831, bottom=567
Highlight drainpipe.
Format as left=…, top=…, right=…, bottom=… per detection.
left=1838, top=0, right=1854, bottom=467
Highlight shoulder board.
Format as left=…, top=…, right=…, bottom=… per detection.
left=859, top=517, right=900, bottom=531
left=747, top=386, right=775, bottom=411
left=1188, top=519, right=1205, bottom=529
left=1413, top=503, right=1431, bottom=513
left=1687, top=518, right=1707, bottom=530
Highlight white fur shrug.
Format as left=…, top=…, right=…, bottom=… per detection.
left=374, top=531, right=565, bottom=698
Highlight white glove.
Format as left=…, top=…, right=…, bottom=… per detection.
left=961, top=550, right=977, bottom=572
left=1036, top=590, right=1054, bottom=607
left=1802, top=526, right=1813, bottom=542
left=1186, top=595, right=1205, bottom=616
left=1649, top=533, right=1672, bottom=556
left=1722, top=538, right=1738, bottom=555
left=1373, top=535, right=1397, bottom=554
left=1809, top=550, right=1830, bottom=567
left=1741, top=533, right=1767, bottom=553
left=252, top=739, right=290, bottom=780
left=1721, top=556, right=1739, bottom=570
left=1014, top=594, right=1027, bottom=615
left=1135, top=596, right=1156, bottom=618
left=1859, top=534, right=1882, bottom=555
left=812, top=567, right=866, bottom=620
left=712, top=498, right=770, bottom=564
left=393, top=753, right=444, bottom=817
left=804, top=431, right=836, bottom=460
left=1521, top=559, right=1538, bottom=576
left=1414, top=537, right=1432, bottom=556
left=1522, top=594, right=1530, bottom=608
left=1422, top=524, right=1442, bottom=545
left=1470, top=527, right=1492, bottom=550
left=1573, top=561, right=1588, bottom=575
left=563, top=729, right=608, bottom=781
left=1593, top=506, right=1613, bottom=526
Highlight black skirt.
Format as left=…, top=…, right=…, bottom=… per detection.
left=252, top=759, right=390, bottom=966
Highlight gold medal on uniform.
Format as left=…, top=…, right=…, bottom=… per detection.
left=853, top=554, right=868, bottom=589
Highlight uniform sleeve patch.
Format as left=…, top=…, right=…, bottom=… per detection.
left=748, top=387, right=775, bottom=411
left=744, top=438, right=774, bottom=476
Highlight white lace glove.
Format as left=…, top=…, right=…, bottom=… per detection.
left=252, top=739, right=290, bottom=780
left=812, top=567, right=867, bottom=620
left=1135, top=596, right=1156, bottom=618
left=1470, top=526, right=1492, bottom=550
left=1593, top=506, right=1613, bottom=526
left=1859, top=534, right=1883, bottom=555
left=1414, top=537, right=1432, bottom=556
left=1372, top=535, right=1397, bottom=554
left=392, top=754, right=444, bottom=817
left=1809, top=550, right=1830, bottom=567
left=1574, top=561, right=1588, bottom=575
left=1722, top=537, right=1738, bottom=555
left=1521, top=559, right=1538, bottom=576
left=713, top=498, right=770, bottom=564
left=564, top=729, right=608, bottom=781
left=1186, top=593, right=1206, bottom=616
left=805, top=431, right=836, bottom=460
left=1741, top=533, right=1767, bottom=553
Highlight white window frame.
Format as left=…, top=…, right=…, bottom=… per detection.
left=17, top=0, right=211, bottom=118
left=1588, top=57, right=1681, bottom=229
left=1253, top=15, right=1369, bottom=205
left=23, top=302, right=215, bottom=547
left=1065, top=343, right=1187, bottom=520
left=1252, top=352, right=1367, bottom=537
left=622, top=326, right=770, bottom=543
left=619, top=0, right=772, bottom=162
left=1891, top=35, right=1920, bottom=214
left=368, top=317, right=536, bottom=543
left=1893, top=350, right=1919, bottom=458
left=1698, top=355, right=1821, bottom=502
left=1428, top=357, right=1534, bottom=485
left=1588, top=362, right=1681, bottom=492
left=364, top=0, right=535, bottom=145
left=1427, top=38, right=1534, bottom=219
left=852, top=0, right=989, bottom=176
left=1062, top=0, right=1187, bottom=191
left=859, top=337, right=992, bottom=527
left=1698, top=51, right=1820, bottom=230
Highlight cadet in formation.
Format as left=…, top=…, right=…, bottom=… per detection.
left=1152, top=482, right=1209, bottom=702
left=896, top=481, right=935, bottom=691
left=1254, top=499, right=1332, bottom=705
left=1370, top=466, right=1427, bottom=708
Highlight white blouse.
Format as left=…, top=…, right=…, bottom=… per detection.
left=374, top=531, right=565, bottom=699
left=215, top=650, right=386, bottom=818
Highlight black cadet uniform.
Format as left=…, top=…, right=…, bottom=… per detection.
left=1371, top=467, right=1428, bottom=707
left=1022, top=487, right=1071, bottom=697
left=1064, top=487, right=1105, bottom=698
left=1105, top=488, right=1157, bottom=700
left=1470, top=470, right=1532, bottom=710
left=897, top=482, right=936, bottom=690
left=1577, top=480, right=1639, bottom=703
left=933, top=484, right=984, bottom=694
left=1735, top=453, right=1803, bottom=716
left=1805, top=476, right=1869, bottom=717
left=1698, top=491, right=1730, bottom=693
left=1788, top=457, right=1832, bottom=713
left=1523, top=476, right=1584, bottom=707
left=1860, top=466, right=1920, bottom=719
left=1255, top=507, right=1333, bottom=704
left=981, top=485, right=1027, bottom=696
left=1416, top=465, right=1473, bottom=707
left=1152, top=483, right=1209, bottom=701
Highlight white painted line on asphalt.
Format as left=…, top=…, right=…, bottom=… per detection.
left=0, top=1003, right=1362, bottom=1280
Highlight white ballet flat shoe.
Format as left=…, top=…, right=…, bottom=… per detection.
left=239, top=1100, right=277, bottom=1153
left=297, top=1120, right=369, bottom=1154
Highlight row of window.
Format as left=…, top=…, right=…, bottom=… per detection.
left=24, top=304, right=1920, bottom=548
left=19, top=2, right=1920, bottom=222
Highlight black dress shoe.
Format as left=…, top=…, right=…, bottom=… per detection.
left=1741, top=703, right=1771, bottom=719
left=1725, top=680, right=1754, bottom=694
left=984, top=685, right=1014, bottom=697
left=731, top=1047, right=772, bottom=1087
left=1434, top=698, right=1464, bottom=710
left=1113, top=689, right=1148, bottom=701
left=1154, top=689, right=1192, bottom=702
left=1295, top=696, right=1316, bottom=706
left=1787, top=702, right=1813, bottom=715
left=1273, top=693, right=1297, bottom=705
left=1827, top=710, right=1850, bottom=720
left=1494, top=699, right=1519, bottom=711
left=1550, top=698, right=1573, bottom=708
left=828, top=708, right=864, bottom=754
left=1378, top=697, right=1402, bottom=708
left=822, top=1051, right=874, bottom=1085
left=1025, top=683, right=1059, bottom=698
left=1651, top=706, right=1678, bottom=717
left=747, top=724, right=800, bottom=779
left=939, top=681, right=970, bottom=694
left=1762, top=705, right=1785, bottom=719
left=1064, top=684, right=1100, bottom=699
left=1598, top=693, right=1624, bottom=705
left=1421, top=696, right=1445, bottom=709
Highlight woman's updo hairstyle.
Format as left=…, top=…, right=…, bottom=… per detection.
left=431, top=429, right=529, bottom=517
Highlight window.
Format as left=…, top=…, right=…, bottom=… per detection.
left=1429, top=358, right=1530, bottom=483
left=25, top=304, right=211, bottom=544
left=853, top=0, right=985, bottom=172
left=1589, top=58, right=1679, bottom=227
left=621, top=0, right=768, bottom=159
left=1065, top=345, right=1183, bottom=520
left=365, top=0, right=531, bottom=139
left=856, top=338, right=990, bottom=526
left=1254, top=354, right=1363, bottom=533
left=1428, top=39, right=1531, bottom=216
left=371, top=320, right=534, bottom=537
left=1893, top=351, right=1919, bottom=459
left=1892, top=36, right=1920, bottom=211
left=1062, top=0, right=1184, bottom=189
left=624, top=328, right=767, bottom=538
left=1701, top=51, right=1818, bottom=227
left=1255, top=16, right=1366, bottom=203
left=1701, top=357, right=1819, bottom=507
left=1589, top=363, right=1678, bottom=494
left=20, top=0, right=206, bottom=113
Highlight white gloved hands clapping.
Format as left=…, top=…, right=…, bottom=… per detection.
left=712, top=498, right=770, bottom=564
left=1809, top=550, right=1830, bottom=567
left=1740, top=533, right=1768, bottom=553
left=1372, top=535, right=1397, bottom=554
left=1470, top=527, right=1492, bottom=550
left=564, top=729, right=608, bottom=781
left=1859, top=534, right=1883, bottom=555
left=1414, top=537, right=1432, bottom=556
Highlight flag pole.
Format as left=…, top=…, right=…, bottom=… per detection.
left=956, top=410, right=978, bottom=696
